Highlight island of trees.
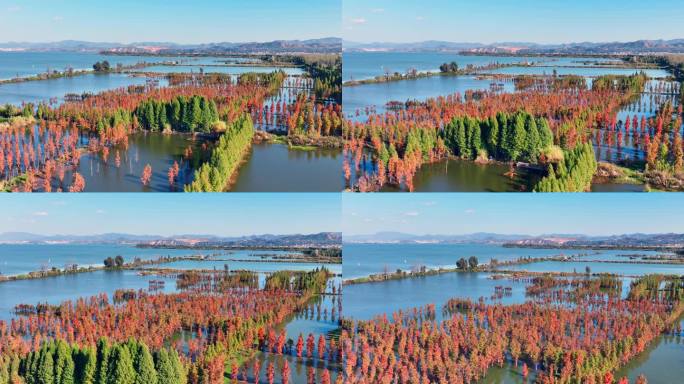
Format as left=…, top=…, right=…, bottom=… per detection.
left=345, top=71, right=684, bottom=191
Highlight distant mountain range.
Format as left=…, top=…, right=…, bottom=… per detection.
left=508, top=233, right=684, bottom=249
left=346, top=232, right=544, bottom=244
left=0, top=232, right=341, bottom=248
left=343, top=39, right=684, bottom=55
left=0, top=38, right=342, bottom=54
left=344, top=232, right=684, bottom=249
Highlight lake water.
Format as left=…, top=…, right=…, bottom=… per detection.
left=343, top=75, right=513, bottom=116
left=0, top=52, right=197, bottom=80
left=57, top=132, right=209, bottom=192
left=61, top=139, right=342, bottom=192
left=0, top=243, right=221, bottom=275
left=0, top=269, right=178, bottom=320
left=230, top=142, right=343, bottom=192
left=344, top=271, right=529, bottom=321
left=343, top=52, right=542, bottom=82
left=614, top=318, right=684, bottom=384
left=0, top=73, right=165, bottom=105
left=480, top=66, right=670, bottom=78
left=394, top=159, right=540, bottom=192
left=144, top=259, right=342, bottom=275
left=343, top=242, right=683, bottom=383
left=342, top=243, right=670, bottom=279
left=500, top=260, right=684, bottom=276
left=131, top=65, right=303, bottom=75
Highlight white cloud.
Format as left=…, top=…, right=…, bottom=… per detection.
left=95, top=209, right=106, bottom=214
left=416, top=16, right=425, bottom=21
left=371, top=8, right=385, bottom=13
left=403, top=211, right=420, bottom=217
left=363, top=218, right=373, bottom=222
left=33, top=211, right=49, bottom=217
left=52, top=16, right=63, bottom=22
left=465, top=209, right=476, bottom=214
left=7, top=6, right=21, bottom=12
left=350, top=18, right=367, bottom=25
left=422, top=201, right=437, bottom=206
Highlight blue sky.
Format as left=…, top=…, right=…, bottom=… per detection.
left=0, top=0, right=341, bottom=43
left=343, top=194, right=684, bottom=236
left=344, top=0, right=684, bottom=44
left=0, top=194, right=340, bottom=236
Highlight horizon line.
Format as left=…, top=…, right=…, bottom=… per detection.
left=344, top=38, right=684, bottom=45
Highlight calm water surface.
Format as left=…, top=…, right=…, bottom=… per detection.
left=0, top=243, right=221, bottom=275
left=230, top=143, right=343, bottom=192
left=342, top=243, right=670, bottom=279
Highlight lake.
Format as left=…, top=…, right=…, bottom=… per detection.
left=143, top=258, right=342, bottom=275
left=342, top=243, right=671, bottom=280
left=57, top=131, right=209, bottom=192
left=0, top=52, right=196, bottom=80
left=131, top=64, right=303, bottom=75
left=344, top=52, right=679, bottom=191
left=343, top=242, right=683, bottom=382
left=230, top=142, right=343, bottom=192
left=343, top=52, right=543, bottom=82
left=0, top=243, right=224, bottom=275
left=0, top=73, right=166, bottom=105
left=344, top=75, right=513, bottom=117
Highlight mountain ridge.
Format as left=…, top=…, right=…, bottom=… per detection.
left=0, top=232, right=341, bottom=247
left=343, top=39, right=684, bottom=54
left=344, top=232, right=684, bottom=247
left=0, top=38, right=342, bottom=54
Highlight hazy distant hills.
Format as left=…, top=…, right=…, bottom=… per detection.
left=0, top=232, right=342, bottom=248
left=343, top=39, right=684, bottom=55
left=0, top=38, right=342, bottom=54
left=510, top=233, right=684, bottom=248
left=345, top=232, right=684, bottom=248
left=345, top=232, right=543, bottom=244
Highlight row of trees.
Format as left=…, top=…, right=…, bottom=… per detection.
left=133, top=95, right=220, bottom=133
left=20, top=338, right=183, bottom=384
left=185, top=115, right=254, bottom=191
left=441, top=111, right=554, bottom=162
left=264, top=268, right=331, bottom=293
left=102, top=256, right=124, bottom=268
left=534, top=142, right=597, bottom=192
left=592, top=73, right=649, bottom=93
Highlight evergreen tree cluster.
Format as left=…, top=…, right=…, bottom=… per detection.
left=440, top=111, right=554, bottom=162
left=134, top=95, right=219, bottom=133
left=534, top=142, right=597, bottom=192
left=592, top=73, right=648, bottom=94
left=439, top=62, right=459, bottom=73
left=92, top=61, right=111, bottom=73
left=19, top=338, right=185, bottom=384
left=237, top=70, right=287, bottom=92
left=265, top=267, right=330, bottom=293
left=185, top=115, right=254, bottom=192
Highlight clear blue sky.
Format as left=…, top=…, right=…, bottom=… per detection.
left=344, top=0, right=684, bottom=44
left=0, top=194, right=340, bottom=236
left=0, top=0, right=340, bottom=43
left=343, top=194, right=684, bottom=236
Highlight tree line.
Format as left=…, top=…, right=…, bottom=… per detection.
left=133, top=95, right=219, bottom=133
left=534, top=142, right=597, bottom=192
left=440, top=111, right=555, bottom=162
left=19, top=338, right=184, bottom=384
left=185, top=115, right=254, bottom=192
